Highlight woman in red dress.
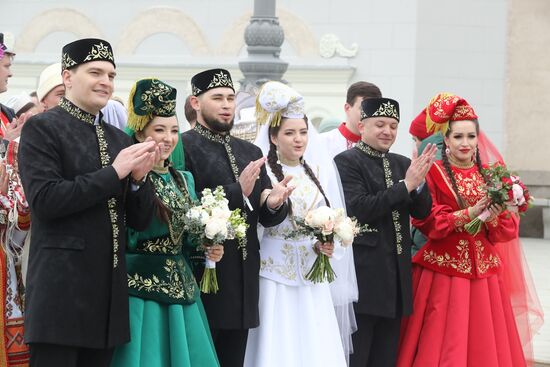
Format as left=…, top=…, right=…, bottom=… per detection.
left=397, top=94, right=527, bottom=367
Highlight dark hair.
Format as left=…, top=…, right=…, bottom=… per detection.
left=441, top=119, right=487, bottom=208
left=184, top=95, right=197, bottom=125
left=29, top=91, right=38, bottom=98
left=266, top=116, right=330, bottom=217
left=346, top=81, right=382, bottom=105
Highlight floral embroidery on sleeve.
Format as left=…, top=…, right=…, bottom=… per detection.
left=452, top=209, right=470, bottom=231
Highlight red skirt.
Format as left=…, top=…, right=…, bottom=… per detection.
left=397, top=266, right=526, bottom=367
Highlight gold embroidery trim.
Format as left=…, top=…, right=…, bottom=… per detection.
left=137, top=237, right=179, bottom=255
left=455, top=170, right=486, bottom=207
left=61, top=53, right=77, bottom=70
left=261, top=243, right=297, bottom=281
left=95, top=124, right=121, bottom=269
left=433, top=163, right=461, bottom=205
left=206, top=70, right=233, bottom=89
left=192, top=85, right=202, bottom=96
left=139, top=79, right=176, bottom=116
left=150, top=172, right=191, bottom=246
left=355, top=141, right=403, bottom=255
left=371, top=101, right=399, bottom=120
left=454, top=105, right=475, bottom=120
left=452, top=209, right=470, bottom=231
left=194, top=123, right=248, bottom=260
left=475, top=240, right=500, bottom=274
left=422, top=239, right=472, bottom=274
left=127, top=258, right=196, bottom=299
left=59, top=98, right=95, bottom=125
left=83, top=42, right=114, bottom=62
left=486, top=217, right=499, bottom=228
left=260, top=243, right=311, bottom=281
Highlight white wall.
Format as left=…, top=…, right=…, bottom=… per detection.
left=2, top=0, right=508, bottom=157
left=413, top=0, right=509, bottom=154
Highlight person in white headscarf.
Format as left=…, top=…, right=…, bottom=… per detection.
left=245, top=81, right=358, bottom=367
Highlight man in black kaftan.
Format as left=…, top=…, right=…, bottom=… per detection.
left=334, top=98, right=436, bottom=367
left=18, top=38, right=158, bottom=367
left=181, top=69, right=292, bottom=367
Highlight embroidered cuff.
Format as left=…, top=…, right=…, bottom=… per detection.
left=452, top=209, right=470, bottom=231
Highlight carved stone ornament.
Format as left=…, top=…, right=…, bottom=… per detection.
left=319, top=34, right=358, bottom=58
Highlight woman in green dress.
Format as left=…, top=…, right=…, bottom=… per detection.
left=111, top=78, right=222, bottom=367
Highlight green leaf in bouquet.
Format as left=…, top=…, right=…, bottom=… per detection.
left=200, top=268, right=219, bottom=294
left=305, top=253, right=336, bottom=284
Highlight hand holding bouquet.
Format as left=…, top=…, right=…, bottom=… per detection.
left=184, top=186, right=248, bottom=293
left=464, top=163, right=532, bottom=235
left=285, top=206, right=375, bottom=283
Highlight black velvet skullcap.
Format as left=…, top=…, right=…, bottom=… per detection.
left=360, top=97, right=400, bottom=122
left=61, top=38, right=116, bottom=71
left=191, top=68, right=234, bottom=96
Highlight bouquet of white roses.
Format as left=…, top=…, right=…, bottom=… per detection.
left=184, top=186, right=248, bottom=293
left=285, top=206, right=375, bottom=283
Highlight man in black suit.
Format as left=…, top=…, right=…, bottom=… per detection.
left=334, top=98, right=436, bottom=367
left=19, top=38, right=159, bottom=367
left=181, top=69, right=293, bottom=367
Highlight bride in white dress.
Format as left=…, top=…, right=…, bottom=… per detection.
left=245, top=82, right=357, bottom=367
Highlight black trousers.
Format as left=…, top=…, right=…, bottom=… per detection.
left=29, top=343, right=114, bottom=367
left=350, top=313, right=401, bottom=367
left=210, top=328, right=249, bottom=367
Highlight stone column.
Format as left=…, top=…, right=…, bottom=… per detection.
left=232, top=0, right=289, bottom=142
left=238, top=0, right=288, bottom=93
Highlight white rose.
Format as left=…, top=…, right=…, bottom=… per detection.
left=305, top=206, right=334, bottom=227
left=211, top=207, right=231, bottom=221
left=187, top=207, right=202, bottom=220
left=205, top=218, right=228, bottom=240
left=200, top=210, right=210, bottom=225
left=335, top=217, right=356, bottom=246
left=334, top=208, right=346, bottom=221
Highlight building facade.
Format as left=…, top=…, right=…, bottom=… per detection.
left=2, top=0, right=548, bottom=233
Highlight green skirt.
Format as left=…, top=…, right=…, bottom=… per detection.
left=111, top=296, right=219, bottom=367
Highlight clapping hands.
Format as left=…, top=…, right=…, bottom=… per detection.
left=1, top=112, right=34, bottom=142
left=239, top=157, right=266, bottom=197
left=112, top=137, right=161, bottom=181
left=404, top=143, right=438, bottom=192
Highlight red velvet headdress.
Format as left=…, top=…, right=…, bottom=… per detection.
left=425, top=92, right=478, bottom=134
left=409, top=109, right=429, bottom=140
